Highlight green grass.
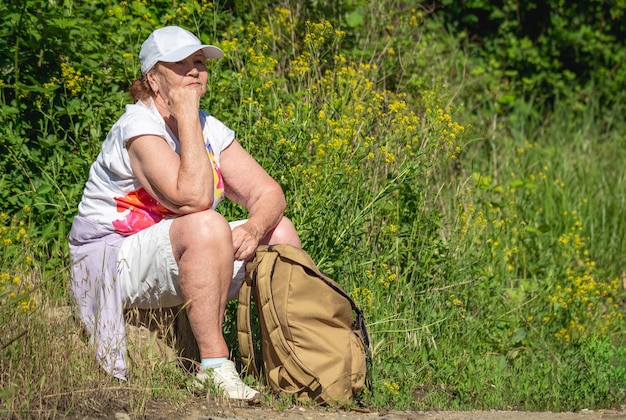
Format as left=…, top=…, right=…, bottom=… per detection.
left=1, top=0, right=625, bottom=417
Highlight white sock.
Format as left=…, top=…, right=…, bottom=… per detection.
left=200, top=357, right=228, bottom=371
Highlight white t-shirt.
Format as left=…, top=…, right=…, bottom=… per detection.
left=77, top=98, right=233, bottom=235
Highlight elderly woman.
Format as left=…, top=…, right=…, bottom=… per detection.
left=69, top=26, right=301, bottom=401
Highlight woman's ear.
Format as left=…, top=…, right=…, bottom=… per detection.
left=147, top=72, right=158, bottom=95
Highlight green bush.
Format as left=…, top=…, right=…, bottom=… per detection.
left=435, top=0, right=626, bottom=108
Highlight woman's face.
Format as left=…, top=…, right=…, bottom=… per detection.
left=149, top=50, right=208, bottom=99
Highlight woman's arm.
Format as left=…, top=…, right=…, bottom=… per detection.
left=220, top=140, right=287, bottom=260
left=127, top=127, right=214, bottom=214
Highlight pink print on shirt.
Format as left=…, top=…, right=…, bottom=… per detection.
left=112, top=188, right=175, bottom=235
left=205, top=141, right=224, bottom=202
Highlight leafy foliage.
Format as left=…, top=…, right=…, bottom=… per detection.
left=435, top=0, right=626, bottom=108
left=0, top=0, right=624, bottom=416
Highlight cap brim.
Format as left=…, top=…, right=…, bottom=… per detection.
left=160, top=44, right=224, bottom=63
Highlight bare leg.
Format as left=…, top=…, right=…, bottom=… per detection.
left=169, top=210, right=232, bottom=359
left=261, top=216, right=301, bottom=248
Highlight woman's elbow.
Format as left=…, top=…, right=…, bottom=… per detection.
left=273, top=185, right=287, bottom=213
left=176, top=193, right=214, bottom=214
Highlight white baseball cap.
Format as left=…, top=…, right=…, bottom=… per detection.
left=139, top=26, right=223, bottom=75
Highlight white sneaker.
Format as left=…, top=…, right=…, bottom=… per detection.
left=194, top=360, right=261, bottom=402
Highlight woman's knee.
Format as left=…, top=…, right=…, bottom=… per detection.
left=170, top=210, right=232, bottom=250
left=264, top=216, right=301, bottom=248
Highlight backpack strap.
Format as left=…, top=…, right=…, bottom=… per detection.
left=254, top=249, right=324, bottom=399
left=237, top=257, right=260, bottom=378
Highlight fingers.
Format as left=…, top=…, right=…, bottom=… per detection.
left=233, top=236, right=255, bottom=261
left=234, top=243, right=255, bottom=261
left=166, top=87, right=202, bottom=119
left=233, top=240, right=254, bottom=261
left=231, top=224, right=260, bottom=261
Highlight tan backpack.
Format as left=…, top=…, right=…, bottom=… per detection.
left=237, top=244, right=372, bottom=405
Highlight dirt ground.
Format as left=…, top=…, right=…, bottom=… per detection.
left=103, top=401, right=626, bottom=420
left=111, top=407, right=626, bottom=420
left=42, top=309, right=623, bottom=420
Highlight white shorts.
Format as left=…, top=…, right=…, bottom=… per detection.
left=117, top=218, right=247, bottom=309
